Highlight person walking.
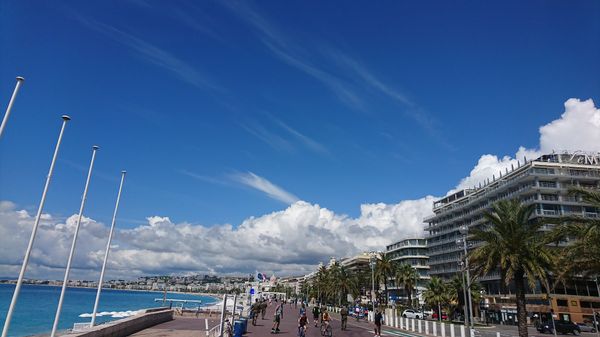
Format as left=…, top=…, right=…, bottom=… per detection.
left=271, top=303, right=282, bottom=334
left=251, top=299, right=260, bottom=326
left=374, top=308, right=383, bottom=337
left=312, top=305, right=320, bottom=327
left=261, top=299, right=268, bottom=320
left=340, top=305, right=348, bottom=330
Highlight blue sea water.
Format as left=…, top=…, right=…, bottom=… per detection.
left=0, top=284, right=217, bottom=337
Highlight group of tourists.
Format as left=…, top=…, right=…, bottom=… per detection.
left=251, top=297, right=385, bottom=336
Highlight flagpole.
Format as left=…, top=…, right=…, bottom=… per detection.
left=0, top=76, right=25, bottom=139
left=2, top=115, right=70, bottom=337
left=51, top=145, right=99, bottom=337
left=90, top=170, right=126, bottom=327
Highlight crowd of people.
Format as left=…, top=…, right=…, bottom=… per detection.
left=248, top=296, right=386, bottom=336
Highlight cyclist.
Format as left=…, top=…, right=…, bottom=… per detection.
left=298, top=312, right=308, bottom=337
left=321, top=309, right=331, bottom=334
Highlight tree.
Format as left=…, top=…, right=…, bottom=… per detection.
left=375, top=253, right=395, bottom=304
left=550, top=187, right=600, bottom=278
left=470, top=199, right=553, bottom=337
left=423, top=277, right=447, bottom=321
left=395, top=263, right=418, bottom=306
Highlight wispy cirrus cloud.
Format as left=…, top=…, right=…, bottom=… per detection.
left=220, top=0, right=364, bottom=109
left=238, top=120, right=295, bottom=152
left=229, top=172, right=299, bottom=204
left=71, top=12, right=223, bottom=92
left=274, top=119, right=329, bottom=155
left=219, top=0, right=449, bottom=148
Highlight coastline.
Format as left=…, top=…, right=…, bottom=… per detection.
left=0, top=283, right=220, bottom=302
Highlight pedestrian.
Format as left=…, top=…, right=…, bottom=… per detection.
left=279, top=299, right=284, bottom=319
left=374, top=308, right=383, bottom=337
left=355, top=306, right=360, bottom=321
left=271, top=303, right=282, bottom=334
left=251, top=299, right=260, bottom=326
left=340, top=305, right=348, bottom=330
left=312, top=305, right=320, bottom=327
left=261, top=299, right=268, bottom=319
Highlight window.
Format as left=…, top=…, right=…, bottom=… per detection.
left=539, top=181, right=557, bottom=188
left=557, top=299, right=568, bottom=307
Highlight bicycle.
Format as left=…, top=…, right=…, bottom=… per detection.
left=298, top=325, right=307, bottom=337
left=320, top=322, right=332, bottom=337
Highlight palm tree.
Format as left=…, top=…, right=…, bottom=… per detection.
left=551, top=187, right=600, bottom=277
left=423, top=277, right=447, bottom=321
left=395, top=263, right=418, bottom=306
left=375, top=253, right=395, bottom=304
left=470, top=199, right=554, bottom=337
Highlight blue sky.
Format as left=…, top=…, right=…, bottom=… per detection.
left=1, top=0, right=599, bottom=231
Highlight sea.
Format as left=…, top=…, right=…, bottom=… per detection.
left=0, top=284, right=218, bottom=337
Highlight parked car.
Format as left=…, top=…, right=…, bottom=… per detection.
left=537, top=320, right=581, bottom=335
left=402, top=309, right=424, bottom=319
left=577, top=323, right=596, bottom=333
left=432, top=312, right=448, bottom=320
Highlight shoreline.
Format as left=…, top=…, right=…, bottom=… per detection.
left=0, top=283, right=221, bottom=303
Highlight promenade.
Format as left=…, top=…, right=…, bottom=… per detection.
left=126, top=303, right=424, bottom=337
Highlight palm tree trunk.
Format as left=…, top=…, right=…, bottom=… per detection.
left=406, top=286, right=412, bottom=307
left=384, top=277, right=389, bottom=305
left=438, top=302, right=442, bottom=322
left=514, top=270, right=529, bottom=337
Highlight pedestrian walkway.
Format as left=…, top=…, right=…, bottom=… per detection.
left=246, top=303, right=426, bottom=337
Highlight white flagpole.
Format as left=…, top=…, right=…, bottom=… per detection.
left=50, top=145, right=99, bottom=337
left=0, top=76, right=25, bottom=139
left=2, top=115, right=70, bottom=337
left=90, top=170, right=126, bottom=327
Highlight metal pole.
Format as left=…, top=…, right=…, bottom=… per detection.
left=51, top=145, right=99, bottom=337
left=90, top=170, right=126, bottom=327
left=0, top=76, right=25, bottom=139
left=460, top=262, right=469, bottom=326
left=219, top=294, right=228, bottom=337
left=463, top=236, right=474, bottom=329
left=371, top=256, right=375, bottom=317
left=231, top=294, right=238, bottom=321
left=2, top=115, right=70, bottom=337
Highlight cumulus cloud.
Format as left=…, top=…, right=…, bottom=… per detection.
left=0, top=197, right=434, bottom=279
left=539, top=98, right=600, bottom=153
left=453, top=98, right=599, bottom=193
left=2, top=99, right=598, bottom=280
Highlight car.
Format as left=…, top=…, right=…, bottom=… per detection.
left=537, top=320, right=581, bottom=335
left=577, top=323, right=596, bottom=333
left=432, top=312, right=448, bottom=320
left=402, top=309, right=424, bottom=319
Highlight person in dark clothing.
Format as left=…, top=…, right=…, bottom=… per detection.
left=374, top=309, right=383, bottom=337
left=340, top=306, right=348, bottom=330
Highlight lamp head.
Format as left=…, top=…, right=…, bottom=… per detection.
left=459, top=225, right=469, bottom=235
left=61, top=115, right=71, bottom=121
left=92, top=145, right=100, bottom=150
left=16, top=76, right=25, bottom=82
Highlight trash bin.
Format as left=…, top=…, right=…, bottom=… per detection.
left=240, top=317, right=248, bottom=333
left=234, top=320, right=243, bottom=337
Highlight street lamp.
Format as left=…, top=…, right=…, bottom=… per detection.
left=458, top=225, right=474, bottom=330
left=457, top=260, right=469, bottom=326
left=369, top=252, right=376, bottom=307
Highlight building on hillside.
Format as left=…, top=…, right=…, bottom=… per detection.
left=385, top=238, right=430, bottom=305
left=425, top=152, right=600, bottom=324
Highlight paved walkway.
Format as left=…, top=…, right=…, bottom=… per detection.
left=246, top=303, right=424, bottom=337
left=129, top=316, right=219, bottom=337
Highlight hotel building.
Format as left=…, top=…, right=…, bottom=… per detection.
left=386, top=238, right=430, bottom=304
left=425, top=152, right=600, bottom=323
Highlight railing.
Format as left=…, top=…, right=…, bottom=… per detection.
left=206, top=323, right=221, bottom=337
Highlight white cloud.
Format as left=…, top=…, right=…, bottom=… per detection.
left=452, top=98, right=600, bottom=193
left=0, top=197, right=433, bottom=279
left=229, top=172, right=299, bottom=204
left=2, top=99, right=598, bottom=280
left=539, top=98, right=600, bottom=153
